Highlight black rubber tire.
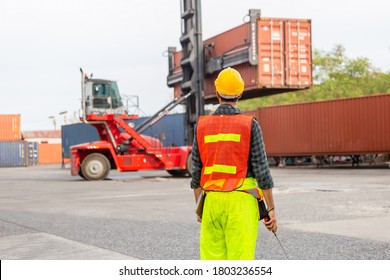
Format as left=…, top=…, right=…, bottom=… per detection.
left=81, top=153, right=111, bottom=181
left=167, top=169, right=188, bottom=177
left=78, top=169, right=86, bottom=179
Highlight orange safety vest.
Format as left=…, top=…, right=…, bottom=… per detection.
left=197, top=114, right=253, bottom=191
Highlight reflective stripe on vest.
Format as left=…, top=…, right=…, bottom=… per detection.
left=197, top=114, right=253, bottom=191
left=204, top=164, right=237, bottom=175
left=204, top=133, right=241, bottom=143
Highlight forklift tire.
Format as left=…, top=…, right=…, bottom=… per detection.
left=167, top=169, right=187, bottom=177
left=81, top=153, right=111, bottom=181
left=78, top=169, right=86, bottom=179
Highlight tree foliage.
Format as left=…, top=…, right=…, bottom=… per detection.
left=239, top=44, right=390, bottom=110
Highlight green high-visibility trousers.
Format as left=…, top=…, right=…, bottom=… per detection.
left=200, top=191, right=258, bottom=260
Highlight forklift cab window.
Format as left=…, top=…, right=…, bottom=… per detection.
left=93, top=84, right=109, bottom=97
left=110, top=82, right=123, bottom=109
left=92, top=83, right=110, bottom=108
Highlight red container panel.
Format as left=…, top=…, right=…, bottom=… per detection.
left=171, top=17, right=312, bottom=103
left=244, top=94, right=390, bottom=156
left=203, top=23, right=249, bottom=58
left=0, top=114, right=22, bottom=141
left=257, top=19, right=312, bottom=88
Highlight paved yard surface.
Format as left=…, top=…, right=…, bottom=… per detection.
left=0, top=165, right=389, bottom=260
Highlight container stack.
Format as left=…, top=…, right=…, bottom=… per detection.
left=22, top=130, right=62, bottom=165
left=0, top=114, right=28, bottom=167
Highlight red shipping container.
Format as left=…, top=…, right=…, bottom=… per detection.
left=244, top=94, right=390, bottom=156
left=168, top=14, right=312, bottom=103
left=0, top=114, right=22, bottom=141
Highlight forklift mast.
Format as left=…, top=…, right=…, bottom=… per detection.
left=175, top=0, right=205, bottom=146
left=81, top=0, right=206, bottom=147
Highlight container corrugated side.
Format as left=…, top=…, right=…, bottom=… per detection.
left=0, top=141, right=27, bottom=167
left=257, top=18, right=312, bottom=89
left=128, top=113, right=186, bottom=147
left=246, top=94, right=390, bottom=156
left=0, top=114, right=22, bottom=141
left=61, top=123, right=100, bottom=158
left=38, top=143, right=62, bottom=164
left=203, top=17, right=312, bottom=101
left=203, top=23, right=249, bottom=59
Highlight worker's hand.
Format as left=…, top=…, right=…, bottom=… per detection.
left=264, top=210, right=277, bottom=233
left=197, top=214, right=202, bottom=223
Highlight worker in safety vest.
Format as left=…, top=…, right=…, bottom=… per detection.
left=191, top=67, right=277, bottom=260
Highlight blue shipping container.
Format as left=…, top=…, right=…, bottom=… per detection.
left=27, top=141, right=38, bottom=166
left=129, top=113, right=186, bottom=147
left=61, top=123, right=100, bottom=158
left=0, top=141, right=27, bottom=167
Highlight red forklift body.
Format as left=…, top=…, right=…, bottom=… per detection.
left=70, top=112, right=192, bottom=180
left=70, top=140, right=191, bottom=175
left=71, top=71, right=193, bottom=180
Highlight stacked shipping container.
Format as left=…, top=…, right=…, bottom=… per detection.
left=0, top=114, right=22, bottom=141
left=22, top=130, right=62, bottom=164
left=0, top=141, right=27, bottom=167
left=27, top=142, right=38, bottom=166
left=0, top=114, right=28, bottom=167
left=0, top=115, right=61, bottom=167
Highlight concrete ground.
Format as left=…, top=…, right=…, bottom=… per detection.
left=0, top=164, right=389, bottom=260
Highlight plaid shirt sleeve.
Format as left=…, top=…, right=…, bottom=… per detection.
left=249, top=119, right=274, bottom=189
left=190, top=131, right=202, bottom=189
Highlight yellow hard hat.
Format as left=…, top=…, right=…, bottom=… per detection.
left=214, top=67, right=245, bottom=98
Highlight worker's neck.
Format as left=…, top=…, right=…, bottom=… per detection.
left=216, top=93, right=240, bottom=107
left=219, top=100, right=238, bottom=107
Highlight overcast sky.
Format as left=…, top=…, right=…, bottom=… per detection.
left=1, top=0, right=389, bottom=131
